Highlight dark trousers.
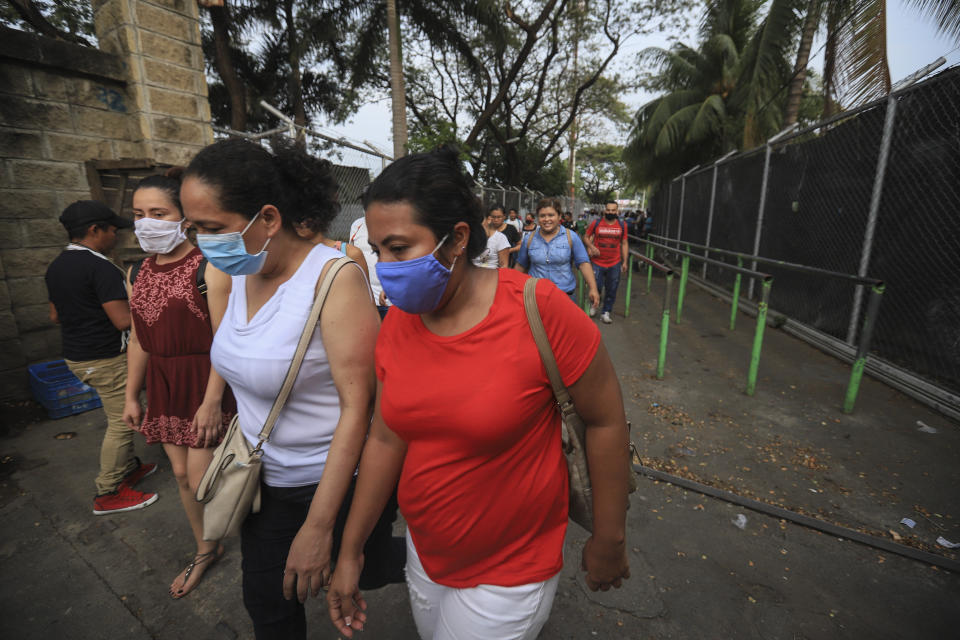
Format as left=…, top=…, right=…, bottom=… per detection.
left=240, top=479, right=404, bottom=640
left=593, top=263, right=622, bottom=314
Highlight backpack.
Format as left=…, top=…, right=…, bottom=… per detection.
left=130, top=257, right=208, bottom=297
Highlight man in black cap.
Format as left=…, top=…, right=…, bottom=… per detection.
left=45, top=200, right=158, bottom=515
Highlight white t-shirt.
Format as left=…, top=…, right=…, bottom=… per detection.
left=348, top=217, right=386, bottom=304
left=211, top=243, right=348, bottom=487
left=472, top=230, right=510, bottom=269
left=506, top=218, right=523, bottom=234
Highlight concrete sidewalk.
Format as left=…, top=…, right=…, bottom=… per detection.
left=1, top=275, right=958, bottom=639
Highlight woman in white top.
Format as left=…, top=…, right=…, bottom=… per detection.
left=180, top=138, right=398, bottom=639
left=472, top=209, right=510, bottom=269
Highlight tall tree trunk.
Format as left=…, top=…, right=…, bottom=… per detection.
left=208, top=2, right=247, bottom=131
left=822, top=5, right=840, bottom=118
left=783, top=0, right=819, bottom=126
left=387, top=0, right=408, bottom=158
left=283, top=0, right=307, bottom=143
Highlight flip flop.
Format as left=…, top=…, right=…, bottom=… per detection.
left=171, top=544, right=224, bottom=599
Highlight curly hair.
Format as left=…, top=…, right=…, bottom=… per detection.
left=535, top=197, right=563, bottom=216
left=183, top=137, right=340, bottom=230
left=362, top=146, right=486, bottom=260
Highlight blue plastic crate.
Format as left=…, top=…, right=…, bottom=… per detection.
left=28, top=360, right=103, bottom=419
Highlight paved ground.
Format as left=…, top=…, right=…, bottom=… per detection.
left=1, top=272, right=958, bottom=639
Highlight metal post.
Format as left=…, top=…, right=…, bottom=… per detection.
left=657, top=273, right=674, bottom=379
left=580, top=271, right=590, bottom=314
left=578, top=270, right=585, bottom=308
left=749, top=144, right=773, bottom=300
left=703, top=150, right=736, bottom=279
left=749, top=126, right=796, bottom=299
left=676, top=166, right=698, bottom=247
left=676, top=252, right=690, bottom=323
left=664, top=180, right=675, bottom=247
left=646, top=243, right=653, bottom=293
left=844, top=284, right=885, bottom=412
left=746, top=279, right=772, bottom=396
left=847, top=95, right=897, bottom=344
left=730, top=257, right=743, bottom=330
left=625, top=254, right=633, bottom=317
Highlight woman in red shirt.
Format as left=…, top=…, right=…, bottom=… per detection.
left=326, top=147, right=630, bottom=639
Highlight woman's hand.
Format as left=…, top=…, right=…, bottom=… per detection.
left=327, top=555, right=368, bottom=638
left=283, top=524, right=334, bottom=603
left=581, top=535, right=630, bottom=591
left=122, top=397, right=142, bottom=429
left=191, top=400, right=222, bottom=448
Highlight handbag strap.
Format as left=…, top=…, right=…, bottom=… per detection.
left=254, top=256, right=355, bottom=447
left=522, top=278, right=577, bottom=422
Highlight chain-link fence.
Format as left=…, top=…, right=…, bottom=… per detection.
left=212, top=125, right=387, bottom=241
left=648, top=65, right=960, bottom=409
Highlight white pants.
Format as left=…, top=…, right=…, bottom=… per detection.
left=404, top=530, right=560, bottom=640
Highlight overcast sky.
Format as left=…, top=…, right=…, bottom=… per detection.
left=319, top=0, right=959, bottom=155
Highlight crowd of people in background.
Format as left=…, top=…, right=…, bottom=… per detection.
left=44, top=142, right=633, bottom=640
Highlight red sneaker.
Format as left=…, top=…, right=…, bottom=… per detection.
left=120, top=456, right=157, bottom=489
left=93, top=485, right=158, bottom=515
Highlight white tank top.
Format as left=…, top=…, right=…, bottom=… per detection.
left=211, top=243, right=343, bottom=487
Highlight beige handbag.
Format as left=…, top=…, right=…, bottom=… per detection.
left=522, top=278, right=636, bottom=533
left=195, top=256, right=354, bottom=541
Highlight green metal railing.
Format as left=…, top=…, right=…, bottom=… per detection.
left=625, top=249, right=675, bottom=379
left=633, top=238, right=774, bottom=397
left=645, top=234, right=885, bottom=413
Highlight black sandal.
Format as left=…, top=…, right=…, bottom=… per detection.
left=172, top=546, right=223, bottom=598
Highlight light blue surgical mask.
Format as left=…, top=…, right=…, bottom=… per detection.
left=196, top=212, right=270, bottom=276
left=375, top=234, right=454, bottom=314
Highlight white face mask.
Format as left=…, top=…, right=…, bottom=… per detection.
left=134, top=217, right=187, bottom=255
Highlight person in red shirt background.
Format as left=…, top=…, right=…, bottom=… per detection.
left=584, top=200, right=629, bottom=324
left=326, top=147, right=631, bottom=640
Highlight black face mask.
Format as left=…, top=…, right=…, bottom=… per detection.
left=605, top=213, right=618, bottom=220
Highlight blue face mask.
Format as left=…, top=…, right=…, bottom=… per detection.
left=375, top=235, right=454, bottom=314
left=196, top=212, right=271, bottom=276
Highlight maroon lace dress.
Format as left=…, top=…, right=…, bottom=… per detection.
left=130, top=248, right=235, bottom=448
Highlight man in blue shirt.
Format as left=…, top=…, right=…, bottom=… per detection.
left=515, top=198, right=599, bottom=307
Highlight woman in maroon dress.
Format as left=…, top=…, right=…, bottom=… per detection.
left=122, top=168, right=235, bottom=598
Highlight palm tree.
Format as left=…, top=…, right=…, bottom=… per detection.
left=625, top=0, right=797, bottom=185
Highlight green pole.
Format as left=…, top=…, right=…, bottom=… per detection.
left=676, top=254, right=690, bottom=324
left=625, top=254, right=633, bottom=317
left=657, top=273, right=673, bottom=379
left=746, top=279, right=772, bottom=396
left=730, top=257, right=743, bottom=330
left=646, top=244, right=654, bottom=293
left=581, top=271, right=590, bottom=314
left=843, top=284, right=885, bottom=413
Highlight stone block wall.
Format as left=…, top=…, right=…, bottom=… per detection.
left=0, top=1, right=213, bottom=400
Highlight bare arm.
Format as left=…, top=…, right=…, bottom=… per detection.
left=578, top=262, right=600, bottom=308
left=327, top=383, right=407, bottom=637
left=102, top=299, right=131, bottom=331
left=497, top=248, right=510, bottom=268
left=344, top=244, right=371, bottom=283
left=193, top=264, right=232, bottom=447
left=122, top=267, right=149, bottom=428
left=283, top=263, right=380, bottom=604
left=583, top=226, right=600, bottom=257
left=620, top=236, right=629, bottom=272
left=48, top=302, right=58, bottom=324
left=567, top=341, right=630, bottom=591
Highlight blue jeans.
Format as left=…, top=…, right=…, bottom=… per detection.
left=593, top=263, right=621, bottom=314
